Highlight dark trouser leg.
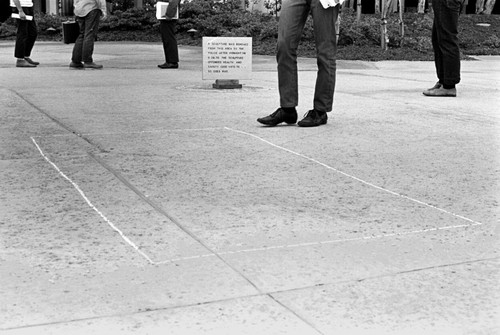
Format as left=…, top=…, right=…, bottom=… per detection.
left=159, top=20, right=179, bottom=63
left=431, top=19, right=443, bottom=83
left=432, top=0, right=462, bottom=86
left=72, top=17, right=85, bottom=63
left=14, top=19, right=28, bottom=58
left=311, top=0, right=338, bottom=113
left=276, top=0, right=309, bottom=109
left=24, top=17, right=37, bottom=57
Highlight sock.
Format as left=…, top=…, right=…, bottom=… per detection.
left=443, top=84, right=455, bottom=89
left=281, top=107, right=296, bottom=113
left=314, top=109, right=326, bottom=116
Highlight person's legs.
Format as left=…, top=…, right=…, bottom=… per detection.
left=276, top=0, right=310, bottom=109
left=431, top=16, right=444, bottom=84
left=14, top=15, right=38, bottom=67
left=424, top=0, right=461, bottom=96
left=310, top=0, right=338, bottom=113
left=81, top=9, right=101, bottom=63
left=258, top=0, right=309, bottom=126
left=72, top=16, right=86, bottom=64
left=14, top=19, right=29, bottom=59
left=432, top=0, right=461, bottom=86
left=24, top=9, right=37, bottom=58
left=295, top=0, right=338, bottom=127
left=159, top=20, right=179, bottom=64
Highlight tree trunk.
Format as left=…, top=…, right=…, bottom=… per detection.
left=461, top=0, right=468, bottom=13
left=381, top=0, right=389, bottom=49
left=356, top=0, right=362, bottom=22
left=399, top=0, right=405, bottom=38
left=390, top=0, right=397, bottom=12
left=417, top=0, right=426, bottom=13
left=476, top=0, right=485, bottom=13
left=484, top=0, right=496, bottom=13
left=336, top=13, right=341, bottom=43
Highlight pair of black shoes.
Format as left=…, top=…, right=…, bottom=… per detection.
left=257, top=108, right=328, bottom=127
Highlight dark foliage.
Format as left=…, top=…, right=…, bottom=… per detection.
left=1, top=0, right=499, bottom=60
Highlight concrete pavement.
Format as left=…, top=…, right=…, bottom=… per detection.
left=0, top=41, right=499, bottom=334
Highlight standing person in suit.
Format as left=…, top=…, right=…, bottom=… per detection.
left=70, top=0, right=107, bottom=69
left=158, top=0, right=180, bottom=69
left=257, top=0, right=340, bottom=127
left=11, top=0, right=39, bottom=68
left=423, top=0, right=465, bottom=97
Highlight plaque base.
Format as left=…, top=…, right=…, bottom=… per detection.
left=212, top=79, right=242, bottom=89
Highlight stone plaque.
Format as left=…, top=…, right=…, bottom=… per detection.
left=202, top=37, right=252, bottom=80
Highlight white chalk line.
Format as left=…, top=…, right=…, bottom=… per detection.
left=156, top=126, right=486, bottom=264
left=31, top=127, right=225, bottom=138
left=224, top=127, right=484, bottom=227
left=31, top=127, right=486, bottom=266
left=154, top=221, right=482, bottom=264
left=31, top=137, right=155, bottom=264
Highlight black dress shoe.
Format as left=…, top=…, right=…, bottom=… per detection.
left=297, top=109, right=328, bottom=127
left=158, top=62, right=178, bottom=69
left=257, top=108, right=297, bottom=126
left=69, top=62, right=84, bottom=69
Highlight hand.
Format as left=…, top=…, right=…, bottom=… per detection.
left=19, top=11, right=27, bottom=20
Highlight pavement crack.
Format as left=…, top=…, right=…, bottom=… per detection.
left=0, top=293, right=262, bottom=332
left=11, top=89, right=109, bottom=153
left=356, top=256, right=500, bottom=282
left=87, top=151, right=266, bottom=294
left=267, top=295, right=326, bottom=335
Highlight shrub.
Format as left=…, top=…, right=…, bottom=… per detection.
left=108, top=0, right=156, bottom=11
left=1, top=0, right=499, bottom=60
left=0, top=19, right=17, bottom=38
left=179, top=0, right=278, bottom=38
left=100, top=8, right=157, bottom=31
left=0, top=13, right=65, bottom=38
left=34, top=13, right=65, bottom=31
